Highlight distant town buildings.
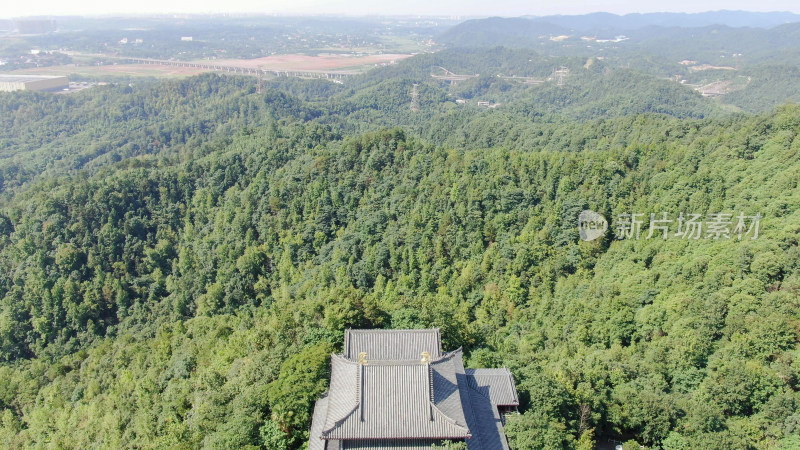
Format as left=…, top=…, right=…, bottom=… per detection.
left=596, top=35, right=628, bottom=43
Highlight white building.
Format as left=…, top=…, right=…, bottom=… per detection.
left=0, top=75, right=69, bottom=92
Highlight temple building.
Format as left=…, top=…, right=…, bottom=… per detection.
left=308, top=329, right=519, bottom=450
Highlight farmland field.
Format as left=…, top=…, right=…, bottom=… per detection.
left=15, top=64, right=209, bottom=78
left=11, top=52, right=415, bottom=79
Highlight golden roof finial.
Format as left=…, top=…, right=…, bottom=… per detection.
left=421, top=351, right=431, bottom=364
left=358, top=352, right=368, bottom=365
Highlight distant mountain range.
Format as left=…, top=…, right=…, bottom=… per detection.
left=439, top=11, right=800, bottom=47
left=521, top=11, right=800, bottom=30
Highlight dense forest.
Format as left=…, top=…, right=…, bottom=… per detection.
left=1, top=40, right=799, bottom=450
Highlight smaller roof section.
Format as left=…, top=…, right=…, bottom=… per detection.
left=343, top=328, right=442, bottom=361
left=465, top=368, right=519, bottom=407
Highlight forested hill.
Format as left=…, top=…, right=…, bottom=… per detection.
left=0, top=73, right=798, bottom=449
left=0, top=66, right=721, bottom=201
left=437, top=17, right=800, bottom=75
left=436, top=16, right=800, bottom=113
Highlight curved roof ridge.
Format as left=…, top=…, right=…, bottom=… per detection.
left=330, top=352, right=358, bottom=365
left=432, top=347, right=462, bottom=363
left=320, top=403, right=360, bottom=437
left=429, top=400, right=472, bottom=437
left=465, top=367, right=513, bottom=374
left=322, top=353, right=361, bottom=433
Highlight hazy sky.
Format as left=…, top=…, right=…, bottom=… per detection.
left=3, top=0, right=800, bottom=19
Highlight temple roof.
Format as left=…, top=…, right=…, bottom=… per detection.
left=309, top=329, right=515, bottom=450
left=343, top=329, right=442, bottom=361
left=465, top=368, right=520, bottom=407
left=320, top=352, right=471, bottom=440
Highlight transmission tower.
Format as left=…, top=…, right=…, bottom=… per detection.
left=410, top=83, right=420, bottom=112
left=256, top=71, right=265, bottom=94
left=554, top=66, right=570, bottom=87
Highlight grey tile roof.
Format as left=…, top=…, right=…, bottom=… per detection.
left=324, top=354, right=361, bottom=430
left=309, top=329, right=516, bottom=450
left=463, top=385, right=509, bottom=450
left=465, top=369, right=520, bottom=406
left=309, top=395, right=330, bottom=450
left=450, top=352, right=509, bottom=450
left=431, top=350, right=469, bottom=430
left=321, top=354, right=471, bottom=440
left=344, top=329, right=442, bottom=360
left=341, top=439, right=456, bottom=449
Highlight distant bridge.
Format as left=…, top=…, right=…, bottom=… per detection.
left=497, top=74, right=545, bottom=84
left=430, top=66, right=478, bottom=83
left=121, top=57, right=358, bottom=80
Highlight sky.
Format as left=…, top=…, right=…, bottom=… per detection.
left=2, top=0, right=800, bottom=19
